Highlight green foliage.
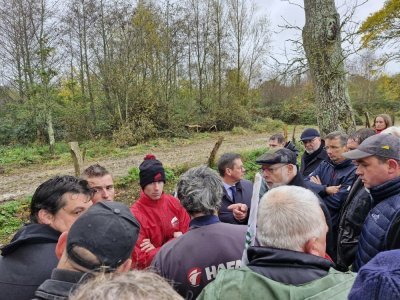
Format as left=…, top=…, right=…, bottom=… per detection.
left=241, top=148, right=267, bottom=181
left=0, top=198, right=30, bottom=244
left=251, top=117, right=286, bottom=133
left=231, top=127, right=248, bottom=135
left=116, top=167, right=140, bottom=188
left=113, top=118, right=158, bottom=147
left=359, top=0, right=400, bottom=49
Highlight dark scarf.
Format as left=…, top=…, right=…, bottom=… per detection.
left=303, top=142, right=324, bottom=166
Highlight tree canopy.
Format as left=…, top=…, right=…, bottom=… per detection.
left=359, top=0, right=400, bottom=62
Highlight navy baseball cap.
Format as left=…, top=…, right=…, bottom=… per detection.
left=343, top=134, right=400, bottom=161
left=300, top=128, right=320, bottom=141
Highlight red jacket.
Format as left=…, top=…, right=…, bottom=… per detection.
left=130, top=192, right=190, bottom=269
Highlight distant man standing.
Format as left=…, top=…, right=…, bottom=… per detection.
left=81, top=164, right=115, bottom=203
left=268, top=133, right=286, bottom=149
left=130, top=155, right=190, bottom=269
left=217, top=153, right=253, bottom=225
left=300, top=128, right=328, bottom=177
left=305, top=131, right=356, bottom=233
left=152, top=166, right=246, bottom=299
left=342, top=134, right=400, bottom=271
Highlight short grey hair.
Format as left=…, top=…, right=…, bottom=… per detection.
left=256, top=186, right=326, bottom=252
left=176, top=166, right=222, bottom=215
left=70, top=270, right=182, bottom=300
left=325, top=131, right=348, bottom=147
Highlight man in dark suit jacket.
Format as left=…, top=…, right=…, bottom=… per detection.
left=217, top=153, right=253, bottom=224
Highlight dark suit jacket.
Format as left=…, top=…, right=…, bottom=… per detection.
left=219, top=179, right=253, bottom=225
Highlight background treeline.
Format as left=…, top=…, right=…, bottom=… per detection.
left=0, top=0, right=398, bottom=149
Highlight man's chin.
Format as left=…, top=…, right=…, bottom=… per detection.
left=305, top=149, right=315, bottom=154
left=266, top=182, right=285, bottom=189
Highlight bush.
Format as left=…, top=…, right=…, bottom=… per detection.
left=0, top=198, right=30, bottom=244
left=113, top=118, right=158, bottom=147
left=251, top=118, right=286, bottom=133
left=231, top=126, right=248, bottom=135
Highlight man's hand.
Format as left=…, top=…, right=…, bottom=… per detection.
left=228, top=203, right=248, bottom=221
left=326, top=185, right=341, bottom=195
left=310, top=175, right=322, bottom=185
left=173, top=231, right=183, bottom=238
left=140, top=238, right=155, bottom=253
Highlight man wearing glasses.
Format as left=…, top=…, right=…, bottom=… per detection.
left=300, top=128, right=328, bottom=177
left=256, top=148, right=334, bottom=259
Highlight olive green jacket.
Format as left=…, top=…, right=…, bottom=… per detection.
left=197, top=267, right=356, bottom=300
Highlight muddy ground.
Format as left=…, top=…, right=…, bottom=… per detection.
left=0, top=132, right=270, bottom=202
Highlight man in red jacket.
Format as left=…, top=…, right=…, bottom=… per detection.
left=130, top=154, right=190, bottom=269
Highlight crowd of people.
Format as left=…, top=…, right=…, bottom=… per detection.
left=0, top=114, right=400, bottom=300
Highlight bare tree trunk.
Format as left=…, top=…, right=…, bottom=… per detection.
left=302, top=0, right=356, bottom=135
left=81, top=1, right=96, bottom=128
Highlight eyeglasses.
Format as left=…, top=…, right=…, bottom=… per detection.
left=302, top=138, right=316, bottom=145
left=260, top=164, right=288, bottom=173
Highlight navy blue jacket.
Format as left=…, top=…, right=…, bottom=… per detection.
left=0, top=223, right=60, bottom=300
left=219, top=179, right=253, bottom=225
left=305, top=159, right=356, bottom=230
left=152, top=215, right=246, bottom=299
left=353, top=177, right=400, bottom=271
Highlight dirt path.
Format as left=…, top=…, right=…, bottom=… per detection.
left=0, top=132, right=269, bottom=201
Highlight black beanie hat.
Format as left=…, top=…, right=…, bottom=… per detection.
left=139, top=154, right=166, bottom=189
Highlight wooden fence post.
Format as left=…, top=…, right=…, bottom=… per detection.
left=69, top=142, right=85, bottom=176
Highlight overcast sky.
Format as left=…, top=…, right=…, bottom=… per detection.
left=252, top=0, right=398, bottom=74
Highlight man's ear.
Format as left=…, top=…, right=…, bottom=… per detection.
left=287, top=164, right=295, bottom=174
left=37, top=209, right=53, bottom=225
left=55, top=231, right=68, bottom=259
left=116, top=258, right=132, bottom=273
left=304, top=238, right=321, bottom=257
left=387, top=159, right=400, bottom=175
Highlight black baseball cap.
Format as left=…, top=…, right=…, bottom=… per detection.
left=256, top=148, right=297, bottom=165
left=300, top=128, right=320, bottom=141
left=343, top=134, right=400, bottom=161
left=66, top=201, right=140, bottom=271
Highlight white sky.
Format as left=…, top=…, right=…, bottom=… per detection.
left=253, top=0, right=398, bottom=74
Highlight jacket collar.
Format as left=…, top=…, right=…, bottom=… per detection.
left=370, top=177, right=400, bottom=203
left=137, top=191, right=165, bottom=207
left=247, top=246, right=334, bottom=270
left=1, top=223, right=61, bottom=256
left=190, top=215, right=220, bottom=229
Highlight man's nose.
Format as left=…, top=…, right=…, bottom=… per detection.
left=100, top=188, right=110, bottom=198
left=355, top=166, right=362, bottom=176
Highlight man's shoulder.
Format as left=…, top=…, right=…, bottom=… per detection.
left=212, top=222, right=247, bottom=233
left=239, top=179, right=253, bottom=188
left=203, top=267, right=355, bottom=299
